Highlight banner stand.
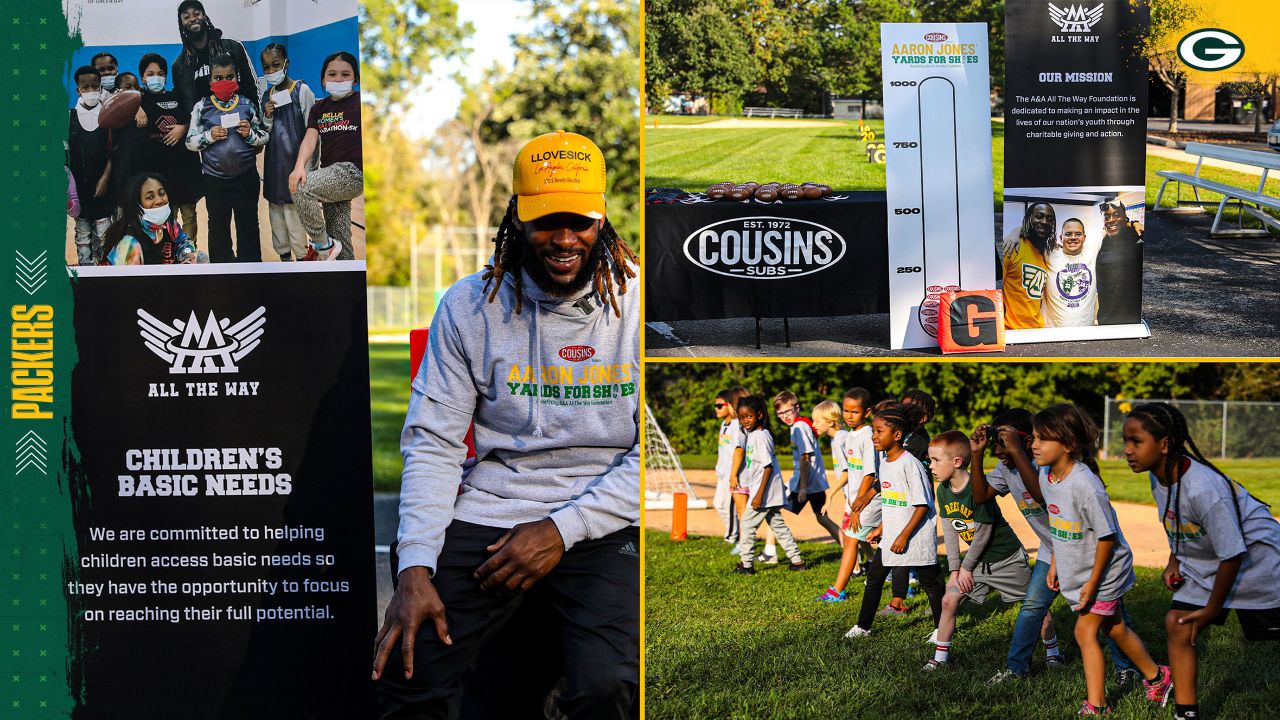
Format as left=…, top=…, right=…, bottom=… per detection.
left=1007, top=321, right=1150, bottom=345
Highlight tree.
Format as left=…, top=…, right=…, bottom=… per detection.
left=485, top=0, right=641, bottom=246
left=918, top=0, right=1005, bottom=92
left=1226, top=73, right=1279, bottom=133
left=644, top=0, right=755, bottom=113
left=1138, top=0, right=1203, bottom=133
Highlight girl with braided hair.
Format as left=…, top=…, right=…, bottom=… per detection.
left=846, top=402, right=946, bottom=640
left=1022, top=403, right=1172, bottom=715
left=1123, top=403, right=1280, bottom=720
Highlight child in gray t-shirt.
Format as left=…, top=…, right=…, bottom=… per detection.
left=1025, top=404, right=1171, bottom=716
left=1124, top=402, right=1280, bottom=720
left=732, top=396, right=803, bottom=573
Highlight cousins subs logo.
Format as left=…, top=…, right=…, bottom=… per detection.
left=682, top=217, right=847, bottom=279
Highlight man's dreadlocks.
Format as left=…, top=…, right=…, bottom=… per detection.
left=1128, top=402, right=1247, bottom=554
left=481, top=195, right=638, bottom=317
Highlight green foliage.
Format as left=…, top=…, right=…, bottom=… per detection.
left=488, top=0, right=641, bottom=246
left=645, top=362, right=1260, bottom=457
left=644, top=0, right=1006, bottom=114
left=358, top=0, right=473, bottom=118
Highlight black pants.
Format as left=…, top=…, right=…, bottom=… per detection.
left=855, top=548, right=944, bottom=631
left=377, top=521, right=640, bottom=720
left=204, top=169, right=261, bottom=263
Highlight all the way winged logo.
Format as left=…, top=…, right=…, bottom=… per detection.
left=137, top=306, right=266, bottom=374
left=1049, top=2, right=1104, bottom=33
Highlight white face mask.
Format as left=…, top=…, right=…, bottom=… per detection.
left=80, top=90, right=103, bottom=107
left=325, top=80, right=354, bottom=98
left=265, top=68, right=287, bottom=86
left=145, top=76, right=165, bottom=92
left=101, top=74, right=116, bottom=91
left=141, top=203, right=171, bottom=226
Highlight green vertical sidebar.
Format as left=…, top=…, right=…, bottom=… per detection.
left=1, top=3, right=82, bottom=719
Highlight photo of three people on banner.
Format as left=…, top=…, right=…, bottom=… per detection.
left=1001, top=198, right=1144, bottom=330
left=66, top=0, right=364, bottom=267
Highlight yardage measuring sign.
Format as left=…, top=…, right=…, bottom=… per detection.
left=880, top=23, right=996, bottom=350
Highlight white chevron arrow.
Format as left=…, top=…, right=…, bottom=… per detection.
left=16, top=249, right=48, bottom=296
left=15, top=430, right=48, bottom=475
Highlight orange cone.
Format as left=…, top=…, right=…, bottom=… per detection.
left=670, top=492, right=688, bottom=541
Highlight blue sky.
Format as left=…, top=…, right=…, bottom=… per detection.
left=404, top=0, right=529, bottom=137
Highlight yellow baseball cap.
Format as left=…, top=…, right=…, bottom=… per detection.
left=513, top=130, right=607, bottom=222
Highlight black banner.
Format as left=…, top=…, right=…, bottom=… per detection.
left=68, top=267, right=376, bottom=718
left=1004, top=0, right=1149, bottom=188
left=1001, top=0, right=1148, bottom=332
left=645, top=193, right=889, bottom=321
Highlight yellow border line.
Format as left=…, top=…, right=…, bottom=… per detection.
left=637, top=0, right=647, bottom=715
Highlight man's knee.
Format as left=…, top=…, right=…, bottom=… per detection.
left=942, top=589, right=963, bottom=613
left=563, top=664, right=636, bottom=718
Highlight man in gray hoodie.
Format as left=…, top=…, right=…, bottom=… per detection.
left=373, top=131, right=640, bottom=719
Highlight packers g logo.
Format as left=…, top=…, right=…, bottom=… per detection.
left=1177, top=29, right=1244, bottom=72
left=1021, top=264, right=1047, bottom=299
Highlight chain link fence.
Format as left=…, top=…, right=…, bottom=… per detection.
left=367, top=225, right=495, bottom=332
left=1101, top=397, right=1280, bottom=459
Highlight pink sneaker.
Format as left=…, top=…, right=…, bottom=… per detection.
left=1077, top=701, right=1112, bottom=715
left=1143, top=665, right=1173, bottom=707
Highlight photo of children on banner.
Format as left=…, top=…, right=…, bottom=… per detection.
left=999, top=192, right=1144, bottom=330
left=63, top=0, right=364, bottom=266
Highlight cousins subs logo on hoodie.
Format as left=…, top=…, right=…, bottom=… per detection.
left=682, top=216, right=847, bottom=279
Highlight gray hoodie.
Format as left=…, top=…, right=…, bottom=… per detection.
left=396, top=264, right=640, bottom=573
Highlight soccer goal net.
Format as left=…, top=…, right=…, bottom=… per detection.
left=644, top=403, right=708, bottom=510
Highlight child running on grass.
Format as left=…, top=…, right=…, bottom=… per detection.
left=853, top=399, right=914, bottom=618
left=924, top=430, right=1031, bottom=670
left=845, top=402, right=944, bottom=639
left=973, top=410, right=1139, bottom=686
left=713, top=388, right=748, bottom=547
left=733, top=395, right=805, bottom=574
left=816, top=389, right=879, bottom=603
left=1020, top=403, right=1172, bottom=715
left=1123, top=402, right=1280, bottom=720
left=773, top=390, right=842, bottom=544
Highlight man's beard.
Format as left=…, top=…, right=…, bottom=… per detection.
left=522, top=240, right=602, bottom=298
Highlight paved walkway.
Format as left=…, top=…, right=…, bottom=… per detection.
left=649, top=470, right=1180, bottom=568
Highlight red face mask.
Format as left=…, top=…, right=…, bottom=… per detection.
left=210, top=79, right=239, bottom=101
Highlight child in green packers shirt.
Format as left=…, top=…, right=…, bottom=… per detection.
left=925, top=430, right=1032, bottom=670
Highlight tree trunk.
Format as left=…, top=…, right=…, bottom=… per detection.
left=1169, top=84, right=1180, bottom=134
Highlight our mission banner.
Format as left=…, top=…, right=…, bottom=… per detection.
left=1002, top=0, right=1150, bottom=342
left=67, top=266, right=376, bottom=718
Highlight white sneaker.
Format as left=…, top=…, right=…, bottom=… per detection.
left=923, top=629, right=939, bottom=644
left=922, top=659, right=948, bottom=672
left=755, top=552, right=779, bottom=565
left=845, top=625, right=872, bottom=639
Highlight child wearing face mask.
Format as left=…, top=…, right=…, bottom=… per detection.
left=288, top=51, right=364, bottom=261
left=185, top=52, right=268, bottom=263
left=108, top=72, right=149, bottom=210
left=101, top=172, right=206, bottom=266
left=67, top=65, right=115, bottom=265
left=138, top=53, right=205, bottom=244
left=260, top=43, right=315, bottom=262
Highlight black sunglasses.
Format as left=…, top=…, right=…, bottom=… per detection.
left=714, top=402, right=727, bottom=409
left=530, top=213, right=598, bottom=233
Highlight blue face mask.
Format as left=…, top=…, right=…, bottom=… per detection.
left=141, top=203, right=171, bottom=227
left=145, top=76, right=165, bottom=92
left=101, top=74, right=116, bottom=91
left=264, top=68, right=286, bottom=86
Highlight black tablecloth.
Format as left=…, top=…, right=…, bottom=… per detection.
left=646, top=191, right=889, bottom=321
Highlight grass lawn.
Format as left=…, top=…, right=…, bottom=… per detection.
left=674, top=455, right=1280, bottom=509
left=370, top=342, right=411, bottom=492
left=644, top=529, right=1280, bottom=719
left=645, top=119, right=1280, bottom=221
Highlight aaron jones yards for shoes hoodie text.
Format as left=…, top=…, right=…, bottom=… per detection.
left=396, top=265, right=641, bottom=573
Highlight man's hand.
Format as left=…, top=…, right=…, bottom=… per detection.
left=474, top=519, right=565, bottom=593
left=372, top=566, right=451, bottom=682
left=955, top=567, right=975, bottom=594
